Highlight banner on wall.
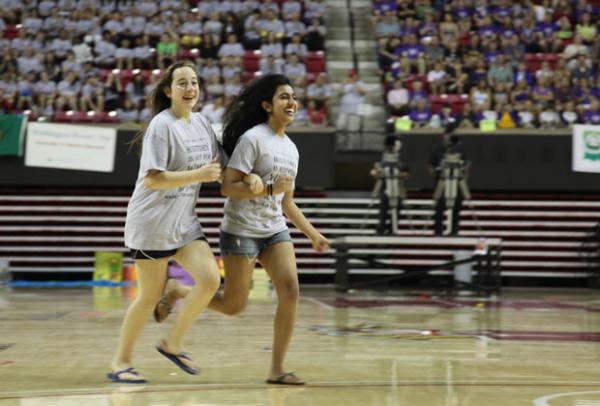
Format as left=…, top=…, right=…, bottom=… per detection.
left=572, top=124, right=600, bottom=173
left=25, top=122, right=117, bottom=172
left=0, top=114, right=27, bottom=156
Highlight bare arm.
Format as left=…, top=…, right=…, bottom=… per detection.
left=144, top=159, right=221, bottom=190
left=282, top=192, right=330, bottom=252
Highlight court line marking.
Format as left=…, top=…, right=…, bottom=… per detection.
left=533, top=390, right=600, bottom=405
left=2, top=381, right=600, bottom=400
left=301, top=296, right=335, bottom=309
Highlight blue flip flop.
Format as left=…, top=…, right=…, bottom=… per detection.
left=107, top=367, right=147, bottom=384
left=156, top=346, right=200, bottom=375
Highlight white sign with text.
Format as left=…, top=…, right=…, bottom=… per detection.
left=25, top=123, right=117, bottom=172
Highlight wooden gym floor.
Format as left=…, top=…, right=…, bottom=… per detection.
left=1, top=285, right=600, bottom=405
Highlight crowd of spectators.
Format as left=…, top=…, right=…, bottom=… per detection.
left=0, top=0, right=330, bottom=125
left=375, top=0, right=600, bottom=130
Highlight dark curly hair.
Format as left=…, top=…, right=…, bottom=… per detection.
left=221, top=74, right=293, bottom=156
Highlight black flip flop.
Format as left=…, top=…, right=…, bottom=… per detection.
left=156, top=346, right=200, bottom=375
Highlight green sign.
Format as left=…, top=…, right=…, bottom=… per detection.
left=479, top=119, right=497, bottom=132
left=583, top=130, right=600, bottom=161
left=0, top=114, right=26, bottom=156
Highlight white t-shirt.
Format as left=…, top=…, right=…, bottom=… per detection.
left=221, top=123, right=299, bottom=238
left=124, top=110, right=223, bottom=250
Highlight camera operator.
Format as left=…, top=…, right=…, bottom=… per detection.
left=370, top=135, right=410, bottom=235
left=428, top=129, right=470, bottom=236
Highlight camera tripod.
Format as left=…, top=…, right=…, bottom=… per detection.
left=431, top=152, right=478, bottom=235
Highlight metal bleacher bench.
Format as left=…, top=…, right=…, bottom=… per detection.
left=332, top=236, right=503, bottom=295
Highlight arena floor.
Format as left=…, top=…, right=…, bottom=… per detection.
left=1, top=285, right=600, bottom=406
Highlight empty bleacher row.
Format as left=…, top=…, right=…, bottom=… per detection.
left=2, top=193, right=598, bottom=284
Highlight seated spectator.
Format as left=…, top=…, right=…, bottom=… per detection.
left=539, top=102, right=561, bottom=128
left=55, top=71, right=81, bottom=111
left=116, top=96, right=139, bottom=123
left=516, top=100, right=537, bottom=128
left=560, top=101, right=579, bottom=127
left=205, top=76, right=224, bottom=100
left=115, top=39, right=134, bottom=70
left=426, top=62, right=447, bottom=95
left=124, top=73, right=147, bottom=108
left=439, top=104, right=458, bottom=129
left=470, top=79, right=492, bottom=111
left=284, top=13, right=307, bottom=40
left=179, top=13, right=203, bottom=48
left=386, top=78, right=409, bottom=116
left=17, top=47, right=43, bottom=76
left=201, top=58, right=222, bottom=82
left=493, top=82, right=510, bottom=107
left=221, top=57, right=242, bottom=81
left=487, top=55, right=513, bottom=88
left=260, top=32, right=284, bottom=59
left=34, top=71, right=57, bottom=109
left=199, top=33, right=219, bottom=61
left=16, top=73, right=35, bottom=111
left=261, top=8, right=285, bottom=39
left=223, top=73, right=243, bottom=104
left=397, top=34, right=426, bottom=75
left=582, top=100, right=600, bottom=125
left=510, top=79, right=532, bottom=105
left=283, top=53, right=306, bottom=90
left=204, top=12, right=224, bottom=44
left=531, top=77, right=554, bottom=108
left=305, top=17, right=326, bottom=51
left=439, top=13, right=459, bottom=48
left=571, top=55, right=593, bottom=81
left=423, top=35, right=445, bottom=67
left=285, top=34, right=309, bottom=60
left=80, top=76, right=105, bottom=113
left=306, top=73, right=332, bottom=111
left=259, top=55, right=284, bottom=75
left=133, top=36, right=153, bottom=69
left=562, top=35, right=589, bottom=70
left=513, top=63, right=534, bottom=87
left=200, top=95, right=225, bottom=124
left=306, top=99, right=328, bottom=125
left=576, top=12, right=596, bottom=45
left=408, top=80, right=429, bottom=107
left=409, top=99, right=432, bottom=128
left=156, top=32, right=179, bottom=70
left=103, top=72, right=123, bottom=112
left=218, top=33, right=245, bottom=65
left=445, top=60, right=468, bottom=95
left=376, top=10, right=401, bottom=38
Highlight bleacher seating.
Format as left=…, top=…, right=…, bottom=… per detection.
left=3, top=193, right=598, bottom=284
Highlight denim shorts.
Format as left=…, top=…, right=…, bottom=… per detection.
left=130, top=235, right=207, bottom=260
left=219, top=229, right=292, bottom=257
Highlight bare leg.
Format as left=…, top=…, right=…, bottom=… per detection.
left=208, top=255, right=255, bottom=315
left=111, top=257, right=169, bottom=376
left=161, top=240, right=220, bottom=358
left=258, top=242, right=302, bottom=383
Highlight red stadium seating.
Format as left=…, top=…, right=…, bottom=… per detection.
left=429, top=94, right=469, bottom=114
left=305, top=51, right=326, bottom=73
left=3, top=24, right=19, bottom=40
left=243, top=51, right=261, bottom=72
left=177, top=48, right=200, bottom=61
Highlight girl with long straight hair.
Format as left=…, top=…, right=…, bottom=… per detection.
left=108, top=61, right=223, bottom=383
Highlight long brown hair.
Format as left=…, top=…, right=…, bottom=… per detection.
left=129, top=61, right=198, bottom=153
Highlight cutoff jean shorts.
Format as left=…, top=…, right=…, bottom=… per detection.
left=130, top=235, right=208, bottom=260
left=219, top=229, right=292, bottom=257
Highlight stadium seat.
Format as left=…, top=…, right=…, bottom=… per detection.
left=243, top=51, right=261, bottom=72
left=53, top=111, right=86, bottom=123
left=242, top=70, right=261, bottom=83
left=177, top=48, right=200, bottom=61
left=3, top=24, right=19, bottom=40
left=305, top=51, right=326, bottom=73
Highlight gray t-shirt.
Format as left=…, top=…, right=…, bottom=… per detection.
left=124, top=110, right=221, bottom=250
left=221, top=123, right=299, bottom=238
